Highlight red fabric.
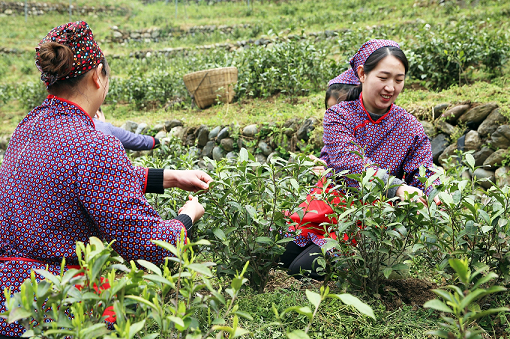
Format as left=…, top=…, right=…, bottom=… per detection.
left=287, top=179, right=357, bottom=244
left=75, top=275, right=116, bottom=322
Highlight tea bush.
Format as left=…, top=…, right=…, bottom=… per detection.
left=1, top=235, right=375, bottom=339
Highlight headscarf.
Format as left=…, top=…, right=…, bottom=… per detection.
left=349, top=39, right=400, bottom=78
left=328, top=68, right=360, bottom=87
left=36, top=21, right=104, bottom=87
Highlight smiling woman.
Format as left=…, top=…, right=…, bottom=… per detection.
left=280, top=39, right=441, bottom=280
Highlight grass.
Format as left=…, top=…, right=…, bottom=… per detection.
left=2, top=0, right=509, bottom=54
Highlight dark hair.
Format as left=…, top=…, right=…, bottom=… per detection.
left=325, top=83, right=356, bottom=109
left=345, top=46, right=408, bottom=102
left=37, top=42, right=110, bottom=94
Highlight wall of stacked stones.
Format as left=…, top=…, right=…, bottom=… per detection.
left=0, top=1, right=128, bottom=16
left=1, top=101, right=508, bottom=187
left=107, top=25, right=340, bottom=53
left=126, top=102, right=510, bottom=187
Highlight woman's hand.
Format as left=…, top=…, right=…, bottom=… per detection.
left=309, top=154, right=327, bottom=175
left=163, top=169, right=213, bottom=192
left=178, top=195, right=205, bottom=223
left=396, top=185, right=441, bottom=206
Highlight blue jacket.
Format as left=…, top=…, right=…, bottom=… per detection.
left=93, top=119, right=158, bottom=151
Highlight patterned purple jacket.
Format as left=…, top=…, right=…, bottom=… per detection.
left=321, top=93, right=437, bottom=194
left=0, top=95, right=186, bottom=336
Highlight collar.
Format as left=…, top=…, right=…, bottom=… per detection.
left=46, top=95, right=95, bottom=128
left=359, top=92, right=394, bottom=124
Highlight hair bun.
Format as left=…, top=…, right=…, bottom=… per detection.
left=36, top=42, right=74, bottom=78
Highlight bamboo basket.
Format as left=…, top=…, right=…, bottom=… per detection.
left=183, top=67, right=238, bottom=109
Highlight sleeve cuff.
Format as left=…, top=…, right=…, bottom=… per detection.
left=146, top=168, right=165, bottom=194
left=176, top=214, right=193, bottom=233
left=386, top=176, right=404, bottom=199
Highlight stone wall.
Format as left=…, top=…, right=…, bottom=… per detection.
left=121, top=102, right=510, bottom=187
left=2, top=102, right=509, bottom=187
left=110, top=29, right=343, bottom=59
left=425, top=102, right=510, bottom=188
left=0, top=1, right=129, bottom=16
left=108, top=24, right=253, bottom=44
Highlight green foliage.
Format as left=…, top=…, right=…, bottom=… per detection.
left=0, top=233, right=375, bottom=338
left=406, top=22, right=509, bottom=90
left=424, top=258, right=510, bottom=339
left=198, top=149, right=317, bottom=293
left=318, top=166, right=430, bottom=292
left=0, top=235, right=254, bottom=338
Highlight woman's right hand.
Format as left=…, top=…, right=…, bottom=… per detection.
left=396, top=185, right=427, bottom=205
left=178, top=195, right=205, bottom=223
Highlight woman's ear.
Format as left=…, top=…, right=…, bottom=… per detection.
left=91, top=64, right=104, bottom=89
left=357, top=65, right=366, bottom=83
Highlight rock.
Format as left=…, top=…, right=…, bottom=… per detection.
left=255, top=154, right=267, bottom=163
left=435, top=120, right=456, bottom=135
left=495, top=167, right=510, bottom=187
left=155, top=131, right=167, bottom=140
left=135, top=123, right=149, bottom=134
left=202, top=141, right=215, bottom=158
left=185, top=133, right=196, bottom=147
left=169, top=126, right=184, bottom=139
left=208, top=126, right=221, bottom=140
left=226, top=152, right=238, bottom=160
left=217, top=127, right=230, bottom=142
left=297, top=118, right=317, bottom=141
left=483, top=149, right=507, bottom=169
left=431, top=134, right=450, bottom=163
left=130, top=32, right=141, bottom=39
left=310, top=130, right=324, bottom=149
left=243, top=124, right=258, bottom=137
left=464, top=130, right=481, bottom=151
left=472, top=168, right=495, bottom=189
left=420, top=121, right=436, bottom=137
left=220, top=138, right=234, bottom=152
left=461, top=170, right=471, bottom=180
left=433, top=103, right=449, bottom=119
left=477, top=108, right=507, bottom=137
left=152, top=123, right=165, bottom=132
left=442, top=104, right=470, bottom=123
left=457, top=135, right=466, bottom=152
left=165, top=119, right=183, bottom=130
left=196, top=126, right=210, bottom=147
left=121, top=121, right=138, bottom=132
left=258, top=141, right=272, bottom=156
left=212, top=146, right=224, bottom=161
left=283, top=118, right=300, bottom=137
left=490, top=125, right=510, bottom=149
left=438, top=143, right=457, bottom=166
left=473, top=147, right=494, bottom=167
left=113, top=31, right=123, bottom=39
left=458, top=103, right=498, bottom=125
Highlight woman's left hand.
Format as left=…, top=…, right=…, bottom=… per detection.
left=163, top=169, right=213, bottom=192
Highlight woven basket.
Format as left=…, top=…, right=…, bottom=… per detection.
left=183, top=67, right=238, bottom=109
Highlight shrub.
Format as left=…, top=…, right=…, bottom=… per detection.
left=199, top=149, right=317, bottom=293
left=424, top=258, right=510, bottom=339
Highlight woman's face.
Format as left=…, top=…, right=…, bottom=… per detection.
left=358, top=55, right=405, bottom=115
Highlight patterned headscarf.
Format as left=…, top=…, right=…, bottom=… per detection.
left=328, top=68, right=360, bottom=87
left=36, top=21, right=104, bottom=87
left=349, top=39, right=400, bottom=78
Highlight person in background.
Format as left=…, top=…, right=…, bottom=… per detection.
left=94, top=107, right=159, bottom=151
left=282, top=39, right=440, bottom=281
left=325, top=68, right=360, bottom=109
left=0, top=21, right=212, bottom=338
